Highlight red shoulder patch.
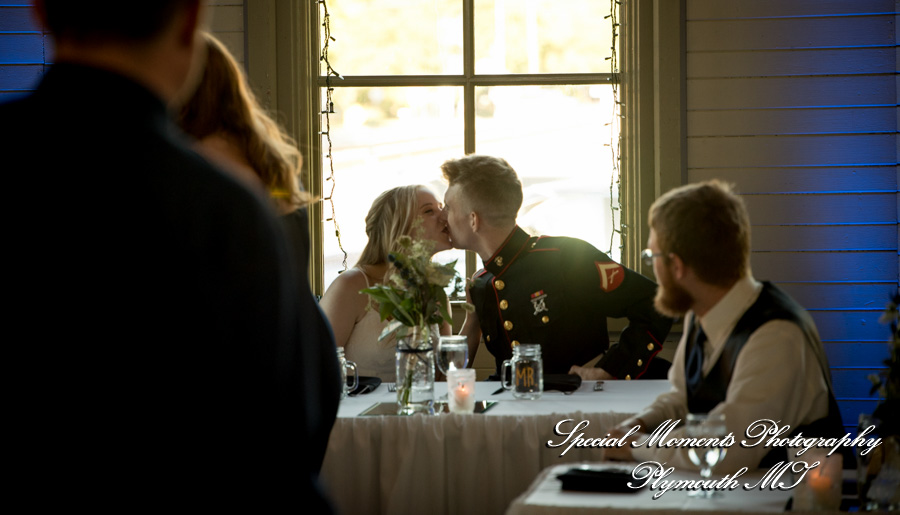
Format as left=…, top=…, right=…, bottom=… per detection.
left=595, top=261, right=625, bottom=292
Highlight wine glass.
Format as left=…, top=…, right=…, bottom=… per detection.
left=436, top=335, right=469, bottom=375
left=685, top=412, right=728, bottom=498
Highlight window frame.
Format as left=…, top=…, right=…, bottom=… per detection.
left=245, top=0, right=685, bottom=297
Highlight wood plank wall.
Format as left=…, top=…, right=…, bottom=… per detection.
left=0, top=1, right=43, bottom=102
left=4, top=0, right=897, bottom=431
left=685, top=0, right=900, bottom=430
left=0, top=1, right=245, bottom=97
left=207, top=1, right=246, bottom=66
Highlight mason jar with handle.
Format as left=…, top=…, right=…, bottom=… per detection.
left=337, top=347, right=358, bottom=400
left=501, top=344, right=543, bottom=400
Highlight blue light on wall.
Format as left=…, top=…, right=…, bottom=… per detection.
left=0, top=4, right=45, bottom=101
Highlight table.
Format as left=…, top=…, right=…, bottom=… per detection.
left=320, top=380, right=671, bottom=515
left=506, top=463, right=798, bottom=515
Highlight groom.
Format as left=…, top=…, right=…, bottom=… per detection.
left=438, top=154, right=672, bottom=380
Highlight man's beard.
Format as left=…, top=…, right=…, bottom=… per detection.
left=654, top=275, right=694, bottom=318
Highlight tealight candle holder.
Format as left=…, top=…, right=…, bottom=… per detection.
left=792, top=448, right=842, bottom=510
left=447, top=368, right=476, bottom=414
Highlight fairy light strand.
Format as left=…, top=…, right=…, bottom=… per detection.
left=607, top=0, right=623, bottom=257
left=319, top=0, right=348, bottom=271
left=316, top=0, right=621, bottom=268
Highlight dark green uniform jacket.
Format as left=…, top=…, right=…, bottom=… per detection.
left=470, top=226, right=673, bottom=378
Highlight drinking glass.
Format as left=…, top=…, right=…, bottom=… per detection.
left=337, top=347, right=358, bottom=400
left=436, top=335, right=469, bottom=375
left=685, top=412, right=728, bottom=498
left=501, top=344, right=543, bottom=400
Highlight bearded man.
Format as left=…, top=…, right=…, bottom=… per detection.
left=604, top=180, right=844, bottom=472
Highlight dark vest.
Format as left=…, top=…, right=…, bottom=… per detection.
left=685, top=282, right=846, bottom=467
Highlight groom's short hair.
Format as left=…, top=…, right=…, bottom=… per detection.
left=441, top=154, right=523, bottom=226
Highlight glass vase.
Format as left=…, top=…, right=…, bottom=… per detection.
left=395, top=324, right=438, bottom=415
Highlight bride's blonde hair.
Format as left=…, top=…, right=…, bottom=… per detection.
left=177, top=32, right=312, bottom=208
left=357, top=185, right=424, bottom=267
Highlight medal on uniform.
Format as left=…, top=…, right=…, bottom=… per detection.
left=530, top=290, right=548, bottom=315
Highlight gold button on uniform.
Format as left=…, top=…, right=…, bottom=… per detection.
left=504, top=320, right=513, bottom=331
left=511, top=340, right=519, bottom=348
left=486, top=335, right=491, bottom=342
left=637, top=359, right=643, bottom=367
left=541, top=316, right=549, bottom=324
left=495, top=280, right=505, bottom=291
left=625, top=374, right=631, bottom=380
left=647, top=343, right=654, bottom=351
left=500, top=300, right=508, bottom=310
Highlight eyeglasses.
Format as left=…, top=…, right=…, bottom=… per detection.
left=641, top=248, right=665, bottom=268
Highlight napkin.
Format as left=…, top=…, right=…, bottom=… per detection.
left=557, top=466, right=640, bottom=493
left=544, top=373, right=582, bottom=393
left=348, top=376, right=382, bottom=396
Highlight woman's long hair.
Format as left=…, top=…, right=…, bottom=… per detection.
left=177, top=32, right=312, bottom=208
left=356, top=185, right=423, bottom=267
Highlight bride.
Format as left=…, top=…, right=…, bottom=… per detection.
left=320, top=185, right=453, bottom=381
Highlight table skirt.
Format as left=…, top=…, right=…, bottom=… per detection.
left=321, top=410, right=632, bottom=515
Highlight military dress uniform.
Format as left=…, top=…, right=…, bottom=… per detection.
left=470, top=226, right=672, bottom=379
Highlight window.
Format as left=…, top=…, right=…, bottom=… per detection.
left=310, top=0, right=621, bottom=295
left=244, top=0, right=687, bottom=294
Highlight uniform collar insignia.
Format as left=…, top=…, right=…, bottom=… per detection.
left=483, top=226, right=532, bottom=276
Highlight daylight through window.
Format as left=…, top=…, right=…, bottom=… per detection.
left=316, top=0, right=621, bottom=292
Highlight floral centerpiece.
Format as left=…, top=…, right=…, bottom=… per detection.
left=869, top=291, right=900, bottom=435
left=860, top=290, right=900, bottom=508
left=361, top=232, right=470, bottom=414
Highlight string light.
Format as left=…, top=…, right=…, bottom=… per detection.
left=607, top=0, right=623, bottom=256
left=319, top=0, right=348, bottom=271
left=315, top=0, right=622, bottom=268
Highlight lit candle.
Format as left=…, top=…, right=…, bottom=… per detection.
left=807, top=468, right=832, bottom=494
left=451, top=383, right=474, bottom=413
left=447, top=369, right=476, bottom=413
left=796, top=452, right=842, bottom=510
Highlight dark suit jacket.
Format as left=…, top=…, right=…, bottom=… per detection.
left=2, top=64, right=338, bottom=511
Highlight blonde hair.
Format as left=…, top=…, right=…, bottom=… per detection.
left=177, top=32, right=312, bottom=208
left=356, top=185, right=424, bottom=266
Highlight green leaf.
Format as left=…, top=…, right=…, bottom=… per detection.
left=386, top=291, right=415, bottom=326
left=437, top=290, right=451, bottom=325
left=379, top=300, right=395, bottom=321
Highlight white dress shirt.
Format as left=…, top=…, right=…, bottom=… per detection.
left=625, top=275, right=831, bottom=472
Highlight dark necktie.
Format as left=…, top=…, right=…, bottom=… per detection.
left=685, top=319, right=707, bottom=390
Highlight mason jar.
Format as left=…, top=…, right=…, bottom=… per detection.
left=501, top=344, right=543, bottom=400
left=337, top=347, right=358, bottom=400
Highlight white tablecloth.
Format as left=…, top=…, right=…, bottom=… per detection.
left=321, top=380, right=671, bottom=515
left=506, top=463, right=797, bottom=515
